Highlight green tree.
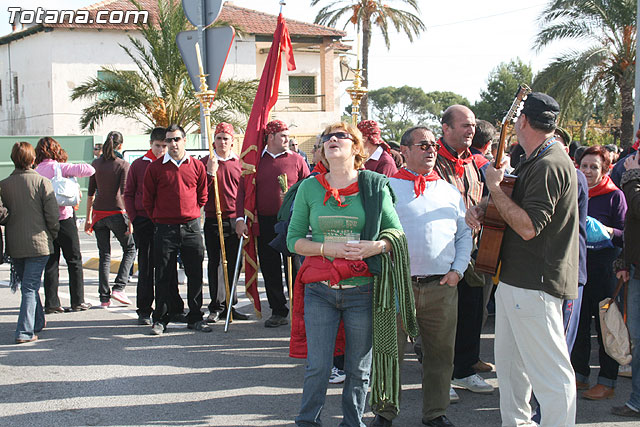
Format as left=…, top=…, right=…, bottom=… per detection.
left=533, top=0, right=635, bottom=148
left=70, top=0, right=257, bottom=133
left=368, top=86, right=469, bottom=140
left=311, top=0, right=425, bottom=119
left=473, top=58, right=533, bottom=125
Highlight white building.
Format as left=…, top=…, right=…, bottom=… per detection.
left=0, top=0, right=350, bottom=136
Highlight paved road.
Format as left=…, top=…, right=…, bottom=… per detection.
left=0, top=230, right=636, bottom=426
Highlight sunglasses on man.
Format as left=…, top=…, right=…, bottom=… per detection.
left=411, top=141, right=439, bottom=151
left=165, top=136, right=183, bottom=143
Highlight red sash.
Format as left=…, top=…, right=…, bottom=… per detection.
left=392, top=168, right=440, bottom=197
left=315, top=173, right=359, bottom=207
left=311, top=162, right=327, bottom=174
left=437, top=139, right=473, bottom=178
left=589, top=174, right=619, bottom=198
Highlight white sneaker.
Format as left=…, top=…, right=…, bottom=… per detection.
left=451, top=373, right=494, bottom=393
left=329, top=366, right=346, bottom=384
left=449, top=387, right=460, bottom=403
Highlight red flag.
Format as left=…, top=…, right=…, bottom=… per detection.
left=239, top=13, right=296, bottom=317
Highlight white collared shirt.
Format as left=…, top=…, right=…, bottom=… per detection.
left=261, top=147, right=290, bottom=159
left=162, top=152, right=191, bottom=167
left=369, top=146, right=383, bottom=161
left=214, top=150, right=239, bottom=162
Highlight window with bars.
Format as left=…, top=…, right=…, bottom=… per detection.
left=289, top=75, right=316, bottom=104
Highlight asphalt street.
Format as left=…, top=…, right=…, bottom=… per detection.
left=0, top=228, right=637, bottom=426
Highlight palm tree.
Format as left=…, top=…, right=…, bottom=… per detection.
left=533, top=0, right=635, bottom=148
left=311, top=0, right=425, bottom=120
left=71, top=0, right=257, bottom=133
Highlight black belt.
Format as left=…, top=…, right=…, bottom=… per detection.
left=411, top=274, right=444, bottom=284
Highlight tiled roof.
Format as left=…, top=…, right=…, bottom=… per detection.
left=38, top=0, right=345, bottom=38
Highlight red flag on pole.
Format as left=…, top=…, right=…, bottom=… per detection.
left=239, top=13, right=296, bottom=317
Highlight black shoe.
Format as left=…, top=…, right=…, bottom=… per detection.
left=169, top=312, right=188, bottom=323
left=45, top=306, right=65, bottom=314
left=220, top=308, right=250, bottom=321
left=369, top=414, right=392, bottom=426
left=423, top=415, right=454, bottom=427
left=265, top=314, right=288, bottom=328
left=187, top=320, right=212, bottom=332
left=71, top=303, right=92, bottom=311
left=612, top=405, right=640, bottom=418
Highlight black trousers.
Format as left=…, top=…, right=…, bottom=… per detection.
left=132, top=216, right=182, bottom=318
left=203, top=217, right=240, bottom=313
left=257, top=215, right=290, bottom=317
left=571, top=247, right=621, bottom=383
left=453, top=277, right=484, bottom=379
left=153, top=219, right=204, bottom=325
left=44, top=215, right=85, bottom=308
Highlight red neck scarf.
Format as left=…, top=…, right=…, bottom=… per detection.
left=311, top=162, right=327, bottom=174
left=393, top=168, right=440, bottom=197
left=144, top=149, right=157, bottom=161
left=437, top=139, right=473, bottom=178
left=315, top=173, right=359, bottom=207
left=589, top=174, right=619, bottom=198
left=633, top=139, right=640, bottom=151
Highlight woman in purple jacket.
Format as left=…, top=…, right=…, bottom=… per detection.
left=572, top=145, right=627, bottom=400
left=35, top=137, right=95, bottom=313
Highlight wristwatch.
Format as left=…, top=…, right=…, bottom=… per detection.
left=380, top=241, right=387, bottom=254
left=451, top=269, right=463, bottom=281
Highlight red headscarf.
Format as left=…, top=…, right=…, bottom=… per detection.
left=358, top=120, right=391, bottom=153
left=589, top=174, right=619, bottom=198
left=265, top=120, right=288, bottom=135
left=393, top=168, right=440, bottom=197
left=315, top=173, right=359, bottom=207
left=437, top=138, right=473, bottom=178
left=215, top=122, right=234, bottom=136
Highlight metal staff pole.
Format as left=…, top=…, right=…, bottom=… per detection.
left=194, top=43, right=233, bottom=322
left=225, top=218, right=246, bottom=332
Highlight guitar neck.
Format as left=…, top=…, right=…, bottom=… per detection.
left=494, top=121, right=509, bottom=167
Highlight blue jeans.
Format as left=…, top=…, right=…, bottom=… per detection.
left=14, top=256, right=49, bottom=341
left=93, top=213, right=136, bottom=302
left=296, top=282, right=373, bottom=427
left=627, top=265, right=640, bottom=411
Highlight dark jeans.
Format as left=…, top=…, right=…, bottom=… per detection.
left=44, top=215, right=85, bottom=308
left=204, top=217, right=240, bottom=313
left=153, top=219, right=204, bottom=325
left=257, top=215, right=289, bottom=317
left=453, top=277, right=484, bottom=379
left=93, top=213, right=136, bottom=303
left=133, top=216, right=183, bottom=318
left=571, top=247, right=621, bottom=387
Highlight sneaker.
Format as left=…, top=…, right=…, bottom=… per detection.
left=187, top=320, right=212, bottom=332
left=151, top=322, right=165, bottom=335
left=619, top=364, right=633, bottom=378
left=111, top=290, right=132, bottom=305
left=265, top=314, right=288, bottom=328
left=138, top=315, right=152, bottom=326
left=71, top=303, right=92, bottom=311
left=449, top=387, right=459, bottom=403
left=100, top=301, right=111, bottom=308
left=452, top=374, right=494, bottom=393
left=207, top=311, right=220, bottom=323
left=329, top=366, right=346, bottom=384
left=612, top=404, right=640, bottom=418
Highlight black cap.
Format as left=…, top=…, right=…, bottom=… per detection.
left=521, top=92, right=560, bottom=126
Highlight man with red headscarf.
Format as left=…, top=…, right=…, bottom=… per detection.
left=200, top=123, right=249, bottom=323
left=236, top=120, right=310, bottom=327
left=359, top=120, right=398, bottom=177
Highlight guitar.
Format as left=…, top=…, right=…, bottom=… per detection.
left=475, top=84, right=531, bottom=275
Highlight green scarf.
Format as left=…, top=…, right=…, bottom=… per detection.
left=370, top=228, right=418, bottom=416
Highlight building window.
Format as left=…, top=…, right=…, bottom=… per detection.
left=13, top=76, right=18, bottom=104
left=289, top=76, right=316, bottom=104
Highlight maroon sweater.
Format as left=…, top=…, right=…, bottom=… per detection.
left=236, top=151, right=310, bottom=217
left=200, top=154, right=241, bottom=219
left=124, top=154, right=154, bottom=221
left=88, top=156, right=129, bottom=211
left=143, top=155, right=207, bottom=224
left=365, top=149, right=398, bottom=177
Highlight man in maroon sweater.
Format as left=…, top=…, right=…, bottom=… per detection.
left=143, top=124, right=210, bottom=335
left=236, top=120, right=310, bottom=327
left=124, top=127, right=185, bottom=326
left=359, top=119, right=398, bottom=177
left=200, top=122, right=249, bottom=323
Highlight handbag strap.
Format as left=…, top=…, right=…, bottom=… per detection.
left=606, top=277, right=628, bottom=322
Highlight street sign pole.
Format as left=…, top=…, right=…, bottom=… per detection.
left=197, top=0, right=206, bottom=149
